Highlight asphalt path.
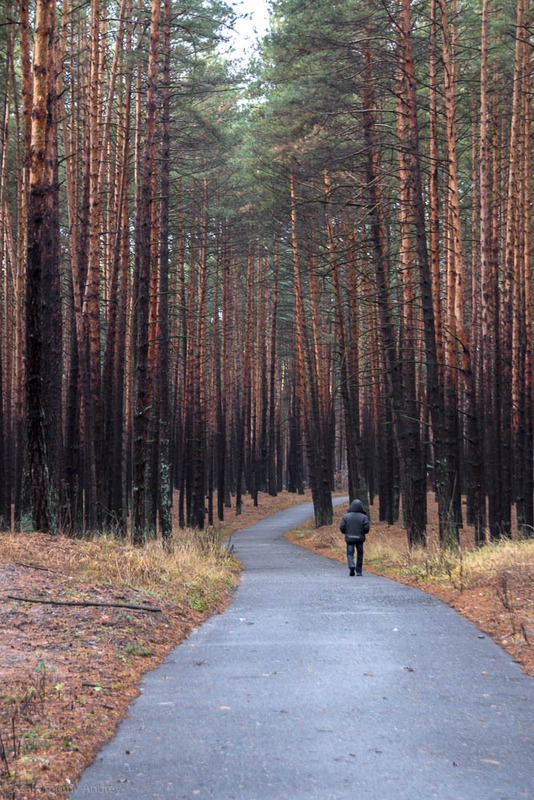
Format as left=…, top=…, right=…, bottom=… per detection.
left=72, top=500, right=534, bottom=800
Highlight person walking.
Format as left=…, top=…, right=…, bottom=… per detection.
left=340, top=499, right=370, bottom=576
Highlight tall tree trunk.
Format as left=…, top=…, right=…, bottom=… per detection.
left=189, top=180, right=209, bottom=529
left=16, top=0, right=33, bottom=529
left=428, top=0, right=444, bottom=383
left=25, top=0, right=57, bottom=532
left=267, top=244, right=280, bottom=497
left=362, top=33, right=426, bottom=545
left=0, top=203, right=5, bottom=527
left=290, top=170, right=332, bottom=526
left=398, top=0, right=455, bottom=544
left=438, top=0, right=485, bottom=544
left=82, top=0, right=105, bottom=529
left=437, top=0, right=463, bottom=539
left=0, top=34, right=13, bottom=531
left=395, top=76, right=427, bottom=540
left=157, top=0, right=173, bottom=540
left=243, top=242, right=256, bottom=504
left=326, top=173, right=366, bottom=505
left=213, top=226, right=226, bottom=519
left=42, top=0, right=63, bottom=527
left=478, top=0, right=494, bottom=543
left=132, top=0, right=160, bottom=542
left=500, top=0, right=528, bottom=539
left=518, top=23, right=532, bottom=535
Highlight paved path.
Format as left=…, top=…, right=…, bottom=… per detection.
left=72, top=501, right=534, bottom=800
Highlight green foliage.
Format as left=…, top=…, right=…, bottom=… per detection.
left=21, top=729, right=48, bottom=754
left=124, top=643, right=153, bottom=658
left=185, top=581, right=217, bottom=612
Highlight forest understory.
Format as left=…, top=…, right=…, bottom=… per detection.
left=1, top=490, right=532, bottom=800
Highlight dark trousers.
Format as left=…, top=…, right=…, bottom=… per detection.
left=346, top=540, right=364, bottom=573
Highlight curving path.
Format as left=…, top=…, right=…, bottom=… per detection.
left=72, top=500, right=534, bottom=800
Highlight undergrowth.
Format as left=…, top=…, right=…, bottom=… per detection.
left=0, top=528, right=239, bottom=612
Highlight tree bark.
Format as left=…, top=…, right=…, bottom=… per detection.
left=132, top=0, right=160, bottom=542
left=157, top=0, right=173, bottom=541
left=25, top=0, right=57, bottom=532
left=398, top=0, right=455, bottom=544
left=290, top=170, right=332, bottom=526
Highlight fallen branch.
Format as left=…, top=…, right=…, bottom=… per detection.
left=14, top=560, right=52, bottom=572
left=7, top=595, right=162, bottom=613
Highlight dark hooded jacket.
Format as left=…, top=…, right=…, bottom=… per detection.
left=340, top=499, right=370, bottom=543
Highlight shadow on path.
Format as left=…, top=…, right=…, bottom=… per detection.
left=72, top=499, right=534, bottom=800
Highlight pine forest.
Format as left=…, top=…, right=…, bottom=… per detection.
left=0, top=0, right=532, bottom=548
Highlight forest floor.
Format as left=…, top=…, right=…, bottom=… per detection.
left=1, top=491, right=532, bottom=800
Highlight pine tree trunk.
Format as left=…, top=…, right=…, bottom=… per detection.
left=362, top=33, right=426, bottom=545
left=428, top=0, right=444, bottom=383
left=83, top=0, right=105, bottom=529
left=25, top=0, right=57, bottom=532
left=398, top=0, right=455, bottom=544
left=190, top=181, right=209, bottom=529
left=132, top=0, right=160, bottom=542
left=267, top=244, right=280, bottom=497
left=0, top=272, right=5, bottom=528
left=395, top=81, right=427, bottom=545
left=290, top=170, right=332, bottom=526
left=500, top=0, right=528, bottom=539
left=243, top=243, right=256, bottom=504
left=157, top=0, right=173, bottom=540
left=519, top=28, right=532, bottom=534
left=478, top=0, right=494, bottom=543
left=326, top=174, right=366, bottom=505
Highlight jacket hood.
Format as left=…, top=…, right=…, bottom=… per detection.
left=348, top=499, right=364, bottom=513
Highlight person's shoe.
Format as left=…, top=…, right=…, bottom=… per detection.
left=349, top=568, right=355, bottom=576
left=356, top=572, right=362, bottom=576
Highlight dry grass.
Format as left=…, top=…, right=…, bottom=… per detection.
left=288, top=500, right=534, bottom=590
left=0, top=491, right=316, bottom=631
left=365, top=524, right=534, bottom=593
left=0, top=528, right=238, bottom=616
left=0, top=490, right=313, bottom=596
